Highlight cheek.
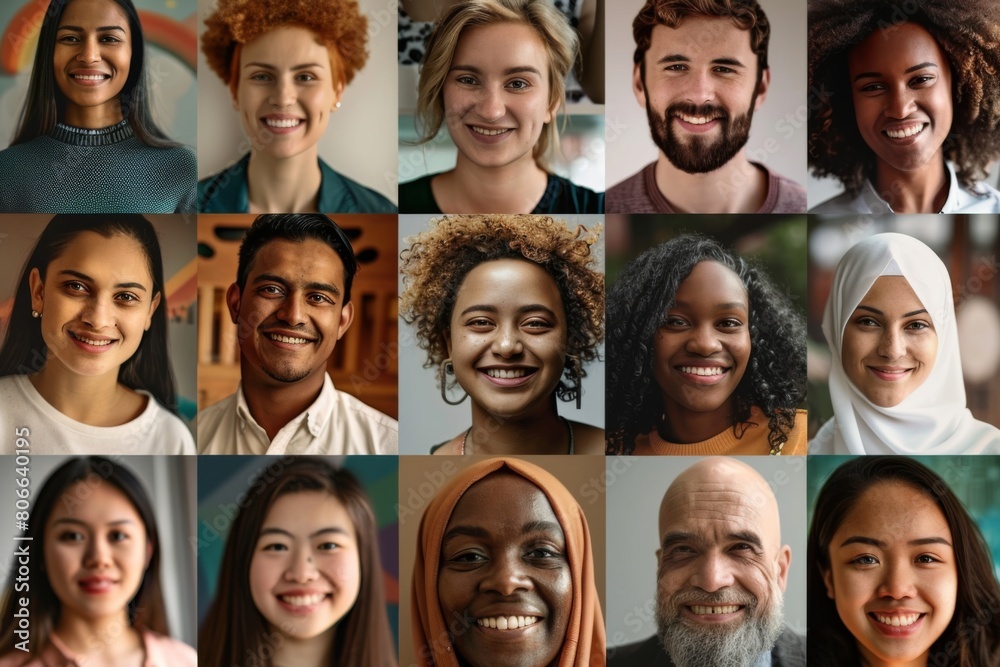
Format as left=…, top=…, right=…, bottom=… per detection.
left=248, top=556, right=275, bottom=609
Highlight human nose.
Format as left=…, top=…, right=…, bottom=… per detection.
left=690, top=552, right=736, bottom=593
left=885, top=85, right=917, bottom=119
left=76, top=36, right=102, bottom=64
left=685, top=69, right=715, bottom=105
left=84, top=537, right=112, bottom=568
left=877, top=561, right=916, bottom=600
left=491, top=324, right=523, bottom=358
left=80, top=296, right=114, bottom=330
left=685, top=324, right=723, bottom=356
left=269, top=75, right=296, bottom=108
left=476, top=85, right=505, bottom=122
left=481, top=552, right=532, bottom=596
left=877, top=326, right=905, bottom=360
left=284, top=548, right=319, bottom=583
left=276, top=295, right=307, bottom=326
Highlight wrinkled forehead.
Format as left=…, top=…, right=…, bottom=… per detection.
left=659, top=482, right=777, bottom=545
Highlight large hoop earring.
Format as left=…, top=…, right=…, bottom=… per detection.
left=440, top=358, right=468, bottom=406
left=566, top=355, right=582, bottom=410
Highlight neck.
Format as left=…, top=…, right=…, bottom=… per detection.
left=873, top=157, right=947, bottom=213
left=435, top=153, right=548, bottom=213
left=62, top=104, right=125, bottom=130
left=660, top=398, right=735, bottom=444
left=30, top=362, right=139, bottom=426
left=464, top=397, right=568, bottom=455
left=247, top=149, right=323, bottom=213
left=653, top=152, right=767, bottom=213
left=239, top=361, right=326, bottom=441
left=55, top=611, right=142, bottom=658
left=272, top=626, right=335, bottom=667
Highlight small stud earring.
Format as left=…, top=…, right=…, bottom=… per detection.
left=31, top=310, right=40, bottom=318
left=335, top=101, right=342, bottom=109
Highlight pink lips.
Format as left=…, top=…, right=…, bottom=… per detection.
left=466, top=125, right=513, bottom=144
left=478, top=367, right=537, bottom=387
left=674, top=364, right=730, bottom=386
left=867, top=366, right=913, bottom=382
left=260, top=114, right=305, bottom=135
left=68, top=70, right=111, bottom=86
left=68, top=331, right=117, bottom=354
left=78, top=576, right=116, bottom=594
left=868, top=611, right=926, bottom=638
left=673, top=115, right=722, bottom=134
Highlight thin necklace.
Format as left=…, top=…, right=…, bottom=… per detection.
left=461, top=416, right=575, bottom=455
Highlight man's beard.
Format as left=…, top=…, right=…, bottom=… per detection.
left=655, top=587, right=785, bottom=667
left=646, top=99, right=755, bottom=174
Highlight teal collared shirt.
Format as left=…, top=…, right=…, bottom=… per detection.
left=198, top=154, right=397, bottom=213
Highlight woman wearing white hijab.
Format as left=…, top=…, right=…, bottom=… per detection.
left=812, top=232, right=1000, bottom=454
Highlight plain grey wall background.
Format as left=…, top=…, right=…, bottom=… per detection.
left=605, top=455, right=808, bottom=649
left=397, top=214, right=606, bottom=453
left=605, top=0, right=807, bottom=190
left=0, top=456, right=198, bottom=648
left=196, top=0, right=398, bottom=205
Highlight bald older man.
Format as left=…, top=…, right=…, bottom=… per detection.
left=609, top=457, right=806, bottom=667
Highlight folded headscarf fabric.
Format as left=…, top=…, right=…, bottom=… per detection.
left=411, top=457, right=605, bottom=666
left=815, top=232, right=1000, bottom=454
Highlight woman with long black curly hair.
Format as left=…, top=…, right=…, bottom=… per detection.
left=808, top=0, right=1000, bottom=214
left=606, top=234, right=806, bottom=455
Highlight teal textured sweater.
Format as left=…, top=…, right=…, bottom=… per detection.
left=0, top=120, right=196, bottom=213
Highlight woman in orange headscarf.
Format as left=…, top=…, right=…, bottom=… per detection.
left=412, top=457, right=604, bottom=667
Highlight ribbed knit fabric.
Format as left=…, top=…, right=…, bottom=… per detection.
left=0, top=119, right=196, bottom=213
left=631, top=408, right=808, bottom=455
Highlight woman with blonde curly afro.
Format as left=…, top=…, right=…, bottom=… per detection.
left=400, top=215, right=605, bottom=454
left=809, top=0, right=1000, bottom=214
left=198, top=0, right=396, bottom=213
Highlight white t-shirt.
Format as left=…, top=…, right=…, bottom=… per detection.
left=197, top=373, right=398, bottom=455
left=0, top=375, right=195, bottom=455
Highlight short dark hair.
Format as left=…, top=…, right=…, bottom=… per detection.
left=236, top=214, right=358, bottom=303
left=808, top=457, right=1000, bottom=667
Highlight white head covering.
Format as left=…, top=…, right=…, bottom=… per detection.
left=818, top=233, right=1000, bottom=454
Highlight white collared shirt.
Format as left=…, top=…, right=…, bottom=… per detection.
left=197, top=373, right=398, bottom=455
left=810, top=162, right=1000, bottom=214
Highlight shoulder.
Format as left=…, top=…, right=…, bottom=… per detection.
left=196, top=392, right=238, bottom=453
left=143, top=631, right=197, bottom=667
left=809, top=189, right=862, bottom=214
left=760, top=167, right=807, bottom=213
left=568, top=421, right=605, bottom=454
left=955, top=179, right=1000, bottom=213
left=808, top=418, right=836, bottom=454
left=608, top=635, right=671, bottom=666
left=772, top=626, right=807, bottom=667
left=607, top=163, right=661, bottom=213
left=430, top=437, right=462, bottom=455
left=143, top=399, right=196, bottom=454
left=780, top=410, right=809, bottom=456
left=318, top=159, right=397, bottom=213
left=398, top=173, right=439, bottom=212
left=198, top=156, right=249, bottom=212
left=331, top=389, right=399, bottom=454
left=537, top=174, right=604, bottom=213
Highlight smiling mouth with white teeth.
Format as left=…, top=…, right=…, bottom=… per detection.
left=471, top=126, right=511, bottom=136
left=689, top=604, right=742, bottom=615
left=72, top=74, right=109, bottom=81
left=678, top=366, right=727, bottom=376
left=484, top=368, right=534, bottom=379
left=278, top=593, right=329, bottom=607
left=477, top=615, right=540, bottom=629
left=267, top=333, right=312, bottom=344
left=676, top=113, right=722, bottom=125
left=70, top=332, right=115, bottom=346
left=884, top=124, right=926, bottom=139
left=872, top=612, right=923, bottom=627
left=264, top=118, right=302, bottom=129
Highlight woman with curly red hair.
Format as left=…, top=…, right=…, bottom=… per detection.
left=198, top=0, right=396, bottom=213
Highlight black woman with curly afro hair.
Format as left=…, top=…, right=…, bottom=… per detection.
left=808, top=0, right=1000, bottom=214
left=400, top=214, right=605, bottom=455
left=606, top=234, right=807, bottom=455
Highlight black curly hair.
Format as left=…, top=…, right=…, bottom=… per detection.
left=808, top=0, right=1000, bottom=196
left=606, top=234, right=805, bottom=454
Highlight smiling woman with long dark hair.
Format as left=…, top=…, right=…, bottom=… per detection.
left=0, top=0, right=195, bottom=213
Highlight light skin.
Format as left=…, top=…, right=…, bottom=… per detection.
left=848, top=22, right=953, bottom=214
left=822, top=482, right=957, bottom=667
left=653, top=261, right=751, bottom=444
left=437, top=259, right=602, bottom=455
left=438, top=472, right=572, bottom=667
left=841, top=276, right=937, bottom=408
left=249, top=491, right=361, bottom=667
left=634, top=17, right=770, bottom=213
left=657, top=458, right=790, bottom=630
left=236, top=26, right=344, bottom=213
left=53, top=0, right=132, bottom=129
left=44, top=479, right=152, bottom=667
left=431, top=23, right=560, bottom=214
left=226, top=238, right=354, bottom=441
left=28, top=232, right=161, bottom=427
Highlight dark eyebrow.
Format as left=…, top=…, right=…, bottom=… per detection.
left=673, top=300, right=748, bottom=312
left=51, top=517, right=135, bottom=527
left=728, top=531, right=763, bottom=549
left=853, top=62, right=938, bottom=83
left=57, top=25, right=127, bottom=34
left=449, top=65, right=542, bottom=77
left=855, top=305, right=928, bottom=318
left=243, top=62, right=325, bottom=71
left=522, top=520, right=564, bottom=536
left=259, top=526, right=351, bottom=539
left=59, top=269, right=147, bottom=292
left=458, top=304, right=559, bottom=318
left=839, top=535, right=953, bottom=549
left=252, top=274, right=341, bottom=297
left=442, top=524, right=489, bottom=548
left=656, top=54, right=745, bottom=69
left=661, top=530, right=698, bottom=550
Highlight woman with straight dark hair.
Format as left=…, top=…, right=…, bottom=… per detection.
left=0, top=456, right=196, bottom=666
left=0, top=0, right=195, bottom=213
left=0, top=214, right=194, bottom=454
left=198, top=458, right=397, bottom=667
left=808, top=457, right=1000, bottom=667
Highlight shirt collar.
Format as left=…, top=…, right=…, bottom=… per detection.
left=48, top=630, right=163, bottom=667
left=859, top=161, right=965, bottom=214
left=234, top=373, right=336, bottom=440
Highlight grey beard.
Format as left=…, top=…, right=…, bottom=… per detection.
left=655, top=589, right=785, bottom=667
